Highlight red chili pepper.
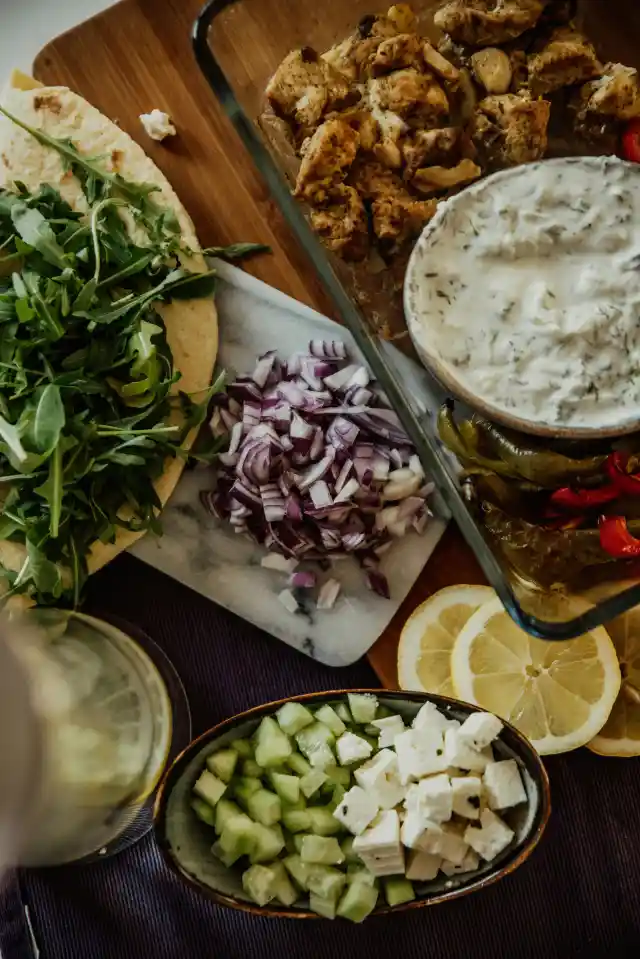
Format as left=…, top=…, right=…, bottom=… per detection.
left=550, top=485, right=618, bottom=510
left=599, top=515, right=640, bottom=557
left=622, top=119, right=640, bottom=163
left=606, top=451, right=640, bottom=496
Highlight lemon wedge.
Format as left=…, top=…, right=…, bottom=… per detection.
left=588, top=606, right=640, bottom=757
left=397, top=585, right=495, bottom=696
left=451, top=596, right=621, bottom=755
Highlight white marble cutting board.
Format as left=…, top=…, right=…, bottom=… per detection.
left=131, top=262, right=448, bottom=666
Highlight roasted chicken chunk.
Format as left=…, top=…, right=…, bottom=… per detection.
left=412, top=159, right=482, bottom=194
left=402, top=127, right=462, bottom=177
left=309, top=185, right=370, bottom=260
left=294, top=118, right=360, bottom=202
left=266, top=48, right=355, bottom=134
left=578, top=63, right=640, bottom=121
left=350, top=161, right=437, bottom=245
left=527, top=29, right=601, bottom=96
left=371, top=34, right=424, bottom=75
left=469, top=93, right=550, bottom=167
left=369, top=69, right=449, bottom=123
left=434, top=0, right=546, bottom=48
left=322, top=11, right=402, bottom=81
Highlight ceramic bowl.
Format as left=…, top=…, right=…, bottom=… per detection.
left=154, top=689, right=550, bottom=919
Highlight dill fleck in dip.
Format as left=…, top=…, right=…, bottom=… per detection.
left=405, top=157, right=640, bottom=432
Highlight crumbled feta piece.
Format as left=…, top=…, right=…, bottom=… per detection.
left=406, top=849, right=441, bottom=882
left=457, top=712, right=503, bottom=750
left=412, top=702, right=457, bottom=735
left=464, top=809, right=514, bottom=862
left=483, top=760, right=526, bottom=810
left=394, top=729, right=420, bottom=784
left=395, top=728, right=448, bottom=782
left=139, top=109, right=176, bottom=141
left=400, top=809, right=430, bottom=850
left=440, top=849, right=479, bottom=876
left=419, top=822, right=469, bottom=865
left=444, top=728, right=493, bottom=773
left=451, top=775, right=482, bottom=820
left=333, top=785, right=379, bottom=835
left=353, top=810, right=401, bottom=858
left=354, top=749, right=404, bottom=810
left=371, top=714, right=405, bottom=748
left=357, top=851, right=405, bottom=877
left=406, top=774, right=452, bottom=824
left=336, top=731, right=373, bottom=766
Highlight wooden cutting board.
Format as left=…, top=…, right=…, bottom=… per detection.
left=31, top=0, right=640, bottom=686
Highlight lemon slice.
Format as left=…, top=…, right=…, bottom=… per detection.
left=451, top=597, right=621, bottom=755
left=588, top=607, right=640, bottom=757
left=397, top=585, right=495, bottom=696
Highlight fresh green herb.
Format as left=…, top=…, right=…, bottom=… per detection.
left=203, top=242, right=270, bottom=262
left=0, top=109, right=224, bottom=606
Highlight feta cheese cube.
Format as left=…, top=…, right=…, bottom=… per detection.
left=444, top=728, right=493, bottom=773
left=394, top=728, right=448, bottom=781
left=336, top=731, right=373, bottom=766
left=358, top=851, right=405, bottom=877
left=464, top=809, right=514, bottom=862
left=419, top=823, right=469, bottom=865
left=394, top=730, right=420, bottom=784
left=482, top=760, right=526, bottom=811
left=409, top=774, right=452, bottom=824
left=451, top=776, right=482, bottom=820
left=371, top=714, right=405, bottom=748
left=401, top=809, right=430, bottom=850
left=440, top=849, right=479, bottom=876
left=139, top=109, right=177, bottom=141
left=457, top=712, right=503, bottom=750
left=353, top=810, right=401, bottom=858
left=333, top=786, right=379, bottom=835
left=354, top=750, right=404, bottom=810
left=412, top=702, right=456, bottom=735
left=406, top=849, right=441, bottom=882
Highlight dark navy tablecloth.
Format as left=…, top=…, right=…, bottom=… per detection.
left=1, top=553, right=639, bottom=959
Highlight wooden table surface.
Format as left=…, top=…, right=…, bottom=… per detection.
left=32, top=0, right=640, bottom=685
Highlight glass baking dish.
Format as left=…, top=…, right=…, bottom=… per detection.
left=193, top=0, right=640, bottom=639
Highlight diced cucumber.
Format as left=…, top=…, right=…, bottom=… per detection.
left=231, top=738, right=253, bottom=758
left=307, top=806, right=341, bottom=836
left=212, top=839, right=241, bottom=868
left=282, top=809, right=311, bottom=833
left=276, top=701, right=315, bottom=737
left=270, top=860, right=298, bottom=907
left=233, top=776, right=263, bottom=807
left=375, top=705, right=393, bottom=719
left=300, top=769, right=328, bottom=799
left=247, top=788, right=281, bottom=827
left=309, top=891, right=337, bottom=919
left=292, top=834, right=305, bottom=854
left=249, top=823, right=285, bottom=863
left=193, top=770, right=226, bottom=807
left=242, top=759, right=264, bottom=778
left=364, top=724, right=381, bottom=737
left=337, top=881, right=378, bottom=923
left=330, top=785, right=346, bottom=810
left=315, top=705, right=347, bottom=737
left=219, top=813, right=256, bottom=858
left=319, top=780, right=334, bottom=798
left=242, top=864, right=277, bottom=907
left=341, top=837, right=362, bottom=864
left=347, top=694, right=378, bottom=725
left=347, top=866, right=378, bottom=888
left=281, top=795, right=307, bottom=811
left=305, top=864, right=347, bottom=901
left=191, top=798, right=216, bottom=828
left=384, top=877, right=415, bottom=907
left=254, top=717, right=293, bottom=769
left=214, top=798, right=244, bottom=834
left=283, top=854, right=309, bottom=891
left=206, top=748, right=238, bottom=783
left=296, top=723, right=336, bottom=769
left=284, top=834, right=297, bottom=855
left=335, top=702, right=353, bottom=725
left=286, top=753, right=312, bottom=777
left=300, top=835, right=345, bottom=865
left=269, top=771, right=301, bottom=805
left=324, top=765, right=351, bottom=788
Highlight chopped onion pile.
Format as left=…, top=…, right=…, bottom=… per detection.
left=202, top=341, right=433, bottom=603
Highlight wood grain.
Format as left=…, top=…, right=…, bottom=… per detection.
left=31, top=0, right=640, bottom=686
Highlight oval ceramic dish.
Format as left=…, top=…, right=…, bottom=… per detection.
left=404, top=157, right=640, bottom=441
left=154, top=690, right=550, bottom=919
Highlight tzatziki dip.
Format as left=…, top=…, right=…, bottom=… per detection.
left=405, top=157, right=640, bottom=433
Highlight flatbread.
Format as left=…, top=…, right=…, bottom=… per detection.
left=0, top=79, right=218, bottom=580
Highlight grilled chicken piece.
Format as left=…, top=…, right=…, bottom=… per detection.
left=294, top=118, right=360, bottom=203
left=412, top=158, right=482, bottom=194
left=371, top=34, right=425, bottom=75
left=309, top=185, right=370, bottom=260
left=402, top=127, right=462, bottom=177
left=350, top=161, right=437, bottom=245
left=434, top=0, right=546, bottom=47
left=266, top=48, right=356, bottom=134
left=422, top=41, right=461, bottom=83
left=469, top=92, right=550, bottom=167
left=373, top=137, right=404, bottom=168
left=578, top=63, right=640, bottom=121
left=387, top=4, right=418, bottom=32
left=527, top=29, right=601, bottom=96
left=369, top=69, right=449, bottom=123
left=322, top=12, right=401, bottom=81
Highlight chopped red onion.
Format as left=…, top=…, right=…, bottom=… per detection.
left=317, top=578, right=341, bottom=609
left=289, top=570, right=317, bottom=589
left=309, top=340, right=347, bottom=360
left=323, top=364, right=361, bottom=391
left=310, top=480, right=332, bottom=508
left=334, top=477, right=360, bottom=503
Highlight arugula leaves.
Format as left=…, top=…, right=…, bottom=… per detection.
left=0, top=109, right=227, bottom=606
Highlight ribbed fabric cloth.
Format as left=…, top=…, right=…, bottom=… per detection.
left=1, top=554, right=639, bottom=959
